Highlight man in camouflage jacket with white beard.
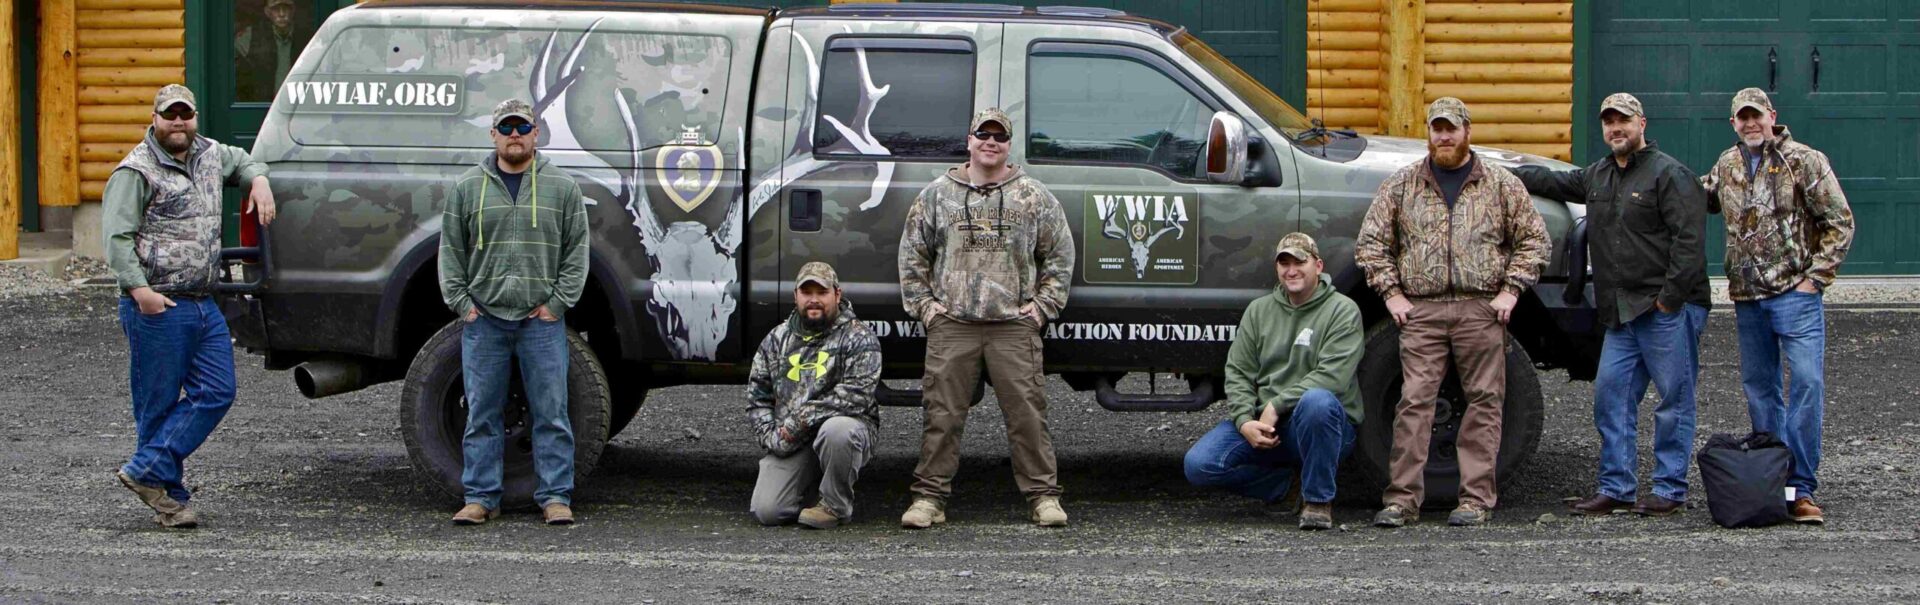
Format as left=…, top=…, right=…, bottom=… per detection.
left=747, top=262, right=882, bottom=529
left=103, top=84, right=276, bottom=529
left=1701, top=87, right=1854, bottom=524
left=897, top=107, right=1075, bottom=529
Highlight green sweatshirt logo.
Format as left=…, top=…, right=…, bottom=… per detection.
left=786, top=351, right=832, bottom=382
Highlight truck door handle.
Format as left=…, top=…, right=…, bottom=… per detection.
left=789, top=189, right=822, bottom=232
left=1811, top=47, right=1822, bottom=93
left=1767, top=47, right=1778, bottom=92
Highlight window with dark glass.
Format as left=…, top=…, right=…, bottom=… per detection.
left=813, top=38, right=974, bottom=159
left=1028, top=48, right=1215, bottom=178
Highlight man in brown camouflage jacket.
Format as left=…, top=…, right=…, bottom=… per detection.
left=1355, top=97, right=1551, bottom=528
left=746, top=262, right=882, bottom=529
left=1701, top=88, right=1855, bottom=524
left=897, top=107, right=1075, bottom=529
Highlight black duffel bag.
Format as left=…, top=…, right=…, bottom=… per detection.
left=1696, top=432, right=1793, bottom=528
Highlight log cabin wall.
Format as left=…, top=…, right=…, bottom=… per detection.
left=1306, top=0, right=1575, bottom=161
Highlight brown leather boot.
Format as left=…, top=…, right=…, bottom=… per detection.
left=1791, top=497, right=1824, bottom=525
left=798, top=504, right=840, bottom=529
left=1569, top=494, right=1633, bottom=516
left=452, top=503, right=497, bottom=526
left=1633, top=495, right=1684, bottom=517
left=1298, top=502, right=1333, bottom=530
left=542, top=502, right=576, bottom=526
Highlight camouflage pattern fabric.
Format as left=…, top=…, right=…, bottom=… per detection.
left=1703, top=125, right=1855, bottom=301
left=1356, top=155, right=1551, bottom=301
left=745, top=300, right=882, bottom=457
left=898, top=165, right=1075, bottom=323
left=113, top=130, right=265, bottom=295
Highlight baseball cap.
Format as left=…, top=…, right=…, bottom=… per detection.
left=1273, top=232, right=1320, bottom=262
left=1426, top=97, right=1470, bottom=127
left=152, top=84, right=197, bottom=113
left=795, top=261, right=839, bottom=290
left=1599, top=92, right=1644, bottom=118
left=1731, top=88, right=1773, bottom=117
left=970, top=107, right=1012, bottom=132
left=492, top=98, right=535, bottom=126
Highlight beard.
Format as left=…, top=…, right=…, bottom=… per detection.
left=1607, top=133, right=1641, bottom=156
left=498, top=142, right=534, bottom=165
left=1427, top=140, right=1469, bottom=169
left=799, top=304, right=836, bottom=332
left=157, top=126, right=195, bottom=154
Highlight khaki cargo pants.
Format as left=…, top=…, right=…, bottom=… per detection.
left=1384, top=298, right=1508, bottom=510
left=910, top=315, right=1060, bottom=503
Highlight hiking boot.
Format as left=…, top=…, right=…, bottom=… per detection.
left=1569, top=493, right=1633, bottom=516
left=451, top=503, right=497, bottom=526
left=542, top=502, right=575, bottom=526
left=1448, top=502, right=1492, bottom=526
left=116, top=470, right=184, bottom=516
left=152, top=506, right=199, bottom=529
left=1274, top=471, right=1304, bottom=516
left=1372, top=504, right=1416, bottom=528
left=900, top=498, right=946, bottom=529
left=1791, top=497, right=1824, bottom=525
left=798, top=504, right=841, bottom=530
left=1030, top=496, right=1068, bottom=528
left=1298, top=502, right=1333, bottom=530
left=1633, top=495, right=1684, bottom=517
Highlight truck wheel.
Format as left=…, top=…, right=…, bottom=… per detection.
left=1349, top=322, right=1544, bottom=509
left=399, top=321, right=613, bottom=510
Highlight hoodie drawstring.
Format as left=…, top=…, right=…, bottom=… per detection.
left=474, top=158, right=539, bottom=251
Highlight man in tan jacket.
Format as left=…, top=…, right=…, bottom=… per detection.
left=1355, top=97, right=1550, bottom=527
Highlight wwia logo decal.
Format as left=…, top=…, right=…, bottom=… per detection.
left=1083, top=191, right=1199, bottom=285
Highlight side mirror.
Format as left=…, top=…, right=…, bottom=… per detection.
left=1205, top=111, right=1249, bottom=185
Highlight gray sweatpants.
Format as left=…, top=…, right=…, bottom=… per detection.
left=750, top=416, right=872, bottom=525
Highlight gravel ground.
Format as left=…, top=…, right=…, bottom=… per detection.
left=1, top=288, right=1917, bottom=604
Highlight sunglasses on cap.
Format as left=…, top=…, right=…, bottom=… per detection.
left=970, top=129, right=1011, bottom=143
left=495, top=122, right=534, bottom=136
left=156, top=108, right=196, bottom=121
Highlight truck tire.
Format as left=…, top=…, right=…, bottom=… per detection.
left=399, top=321, right=613, bottom=510
left=1349, top=321, right=1544, bottom=509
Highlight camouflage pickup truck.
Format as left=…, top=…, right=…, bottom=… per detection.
left=219, top=1, right=1600, bottom=507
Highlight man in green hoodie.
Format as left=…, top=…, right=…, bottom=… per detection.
left=439, top=98, right=590, bottom=527
left=1183, top=233, right=1364, bottom=530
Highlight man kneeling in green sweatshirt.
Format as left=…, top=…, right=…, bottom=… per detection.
left=1183, top=233, right=1365, bottom=530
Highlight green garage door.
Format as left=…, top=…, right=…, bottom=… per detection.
left=1591, top=0, right=1920, bottom=275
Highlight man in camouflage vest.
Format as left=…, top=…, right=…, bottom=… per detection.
left=103, top=84, right=276, bottom=528
left=746, top=262, right=883, bottom=529
left=1701, top=88, right=1855, bottom=524
left=898, top=107, right=1075, bottom=528
left=1356, top=97, right=1551, bottom=528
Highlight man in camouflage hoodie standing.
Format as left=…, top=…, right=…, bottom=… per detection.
left=1701, top=88, right=1854, bottom=524
left=898, top=107, right=1075, bottom=528
left=746, top=262, right=883, bottom=529
left=1356, top=98, right=1550, bottom=528
left=104, top=84, right=276, bottom=528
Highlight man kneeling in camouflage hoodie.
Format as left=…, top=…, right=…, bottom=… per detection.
left=747, top=262, right=883, bottom=529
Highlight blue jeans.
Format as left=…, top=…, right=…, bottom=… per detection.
left=1184, top=389, right=1356, bottom=504
left=1592, top=304, right=1707, bottom=502
left=1736, top=290, right=1826, bottom=498
left=461, top=315, right=574, bottom=509
left=118, top=296, right=236, bottom=504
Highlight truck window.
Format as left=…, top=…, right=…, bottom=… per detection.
left=813, top=37, right=974, bottom=160
left=1027, top=44, right=1216, bottom=180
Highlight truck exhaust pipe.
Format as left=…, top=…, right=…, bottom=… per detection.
left=294, top=358, right=372, bottom=399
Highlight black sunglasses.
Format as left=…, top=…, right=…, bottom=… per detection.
left=495, top=122, right=534, bottom=136
left=971, top=129, right=1011, bottom=143
left=156, top=108, right=196, bottom=121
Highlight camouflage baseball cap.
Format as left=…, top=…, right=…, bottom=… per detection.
left=795, top=261, right=839, bottom=290
left=491, top=98, right=535, bottom=126
left=152, top=84, right=196, bottom=113
left=266, top=0, right=294, bottom=8
left=1426, top=97, right=1470, bottom=126
left=1273, top=232, right=1320, bottom=262
left=970, top=107, right=1012, bottom=132
left=1598, top=92, right=1644, bottom=118
left=1731, top=87, right=1774, bottom=117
